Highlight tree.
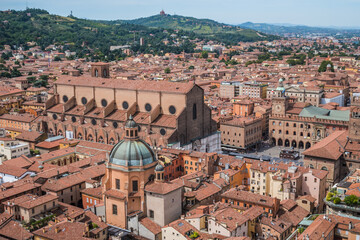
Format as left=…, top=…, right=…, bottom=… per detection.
left=0, top=72, right=11, bottom=78
left=33, top=79, right=48, bottom=88
left=318, top=61, right=334, bottom=72
left=245, top=61, right=254, bottom=67
left=188, top=65, right=194, bottom=70
left=326, top=192, right=334, bottom=201
left=333, top=197, right=341, bottom=204
left=164, top=67, right=171, bottom=74
left=201, top=51, right=208, bottom=59
left=54, top=56, right=62, bottom=61
left=39, top=75, right=49, bottom=81
left=344, top=195, right=358, bottom=206
left=10, top=68, right=22, bottom=77
left=27, top=76, right=36, bottom=83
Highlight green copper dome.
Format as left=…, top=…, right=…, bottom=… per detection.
left=109, top=115, right=156, bottom=168
left=109, top=138, right=156, bottom=167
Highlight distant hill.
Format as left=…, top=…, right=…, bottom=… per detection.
left=0, top=9, right=277, bottom=58
left=239, top=22, right=360, bottom=36
left=0, top=9, right=208, bottom=57
left=120, top=14, right=277, bottom=43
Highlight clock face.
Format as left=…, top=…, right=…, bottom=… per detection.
left=275, top=104, right=283, bottom=112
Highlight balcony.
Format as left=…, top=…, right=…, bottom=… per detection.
left=324, top=198, right=360, bottom=214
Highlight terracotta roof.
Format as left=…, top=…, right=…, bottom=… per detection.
left=298, top=215, right=336, bottom=240
left=145, top=181, right=182, bottom=195
left=303, top=130, right=347, bottom=160
left=195, top=182, right=223, bottom=201
left=35, top=138, right=64, bottom=149
left=41, top=165, right=105, bottom=192
left=280, top=199, right=297, bottom=211
left=0, top=113, right=35, bottom=123
left=212, top=207, right=248, bottom=231
left=0, top=182, right=41, bottom=202
left=17, top=194, right=58, bottom=209
left=139, top=217, right=161, bottom=235
left=278, top=201, right=309, bottom=226
left=297, top=195, right=317, bottom=203
left=33, top=221, right=87, bottom=240
left=164, top=219, right=209, bottom=240
left=0, top=164, right=28, bottom=177
left=30, top=147, right=76, bottom=163
left=81, top=187, right=102, bottom=199
left=241, top=206, right=264, bottom=220
left=221, top=188, right=277, bottom=208
left=55, top=76, right=196, bottom=94
left=261, top=217, right=291, bottom=234
left=0, top=213, right=32, bottom=240
left=15, top=131, right=44, bottom=142
left=104, top=189, right=126, bottom=200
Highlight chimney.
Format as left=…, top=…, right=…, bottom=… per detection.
left=349, top=221, right=353, bottom=230
left=55, top=226, right=60, bottom=233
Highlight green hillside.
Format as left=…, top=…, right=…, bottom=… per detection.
left=0, top=9, right=199, bottom=57
left=0, top=9, right=277, bottom=59
left=121, top=14, right=276, bottom=43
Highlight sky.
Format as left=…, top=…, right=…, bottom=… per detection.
left=1, top=0, right=360, bottom=27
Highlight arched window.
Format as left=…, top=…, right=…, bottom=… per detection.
left=309, top=164, right=314, bottom=169
left=192, top=103, right=197, bottom=120
left=103, top=69, right=107, bottom=77
left=321, top=166, right=328, bottom=171
left=95, top=69, right=98, bottom=77
left=88, top=134, right=93, bottom=142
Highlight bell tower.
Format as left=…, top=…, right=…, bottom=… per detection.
left=91, top=62, right=110, bottom=78
left=272, top=97, right=288, bottom=116
left=349, top=106, right=360, bottom=142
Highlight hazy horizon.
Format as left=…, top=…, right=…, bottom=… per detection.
left=2, top=0, right=360, bottom=28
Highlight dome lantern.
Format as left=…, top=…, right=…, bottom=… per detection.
left=108, top=116, right=157, bottom=169
left=125, top=115, right=138, bottom=139
left=155, top=163, right=164, bottom=182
